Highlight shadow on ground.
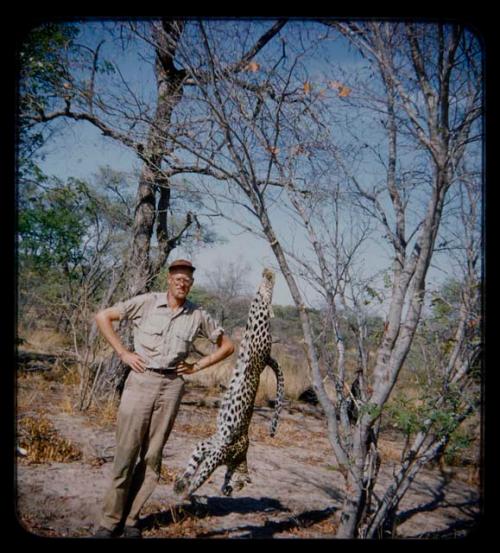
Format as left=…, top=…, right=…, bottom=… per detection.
left=409, top=513, right=483, bottom=539
left=393, top=475, right=481, bottom=538
left=140, top=495, right=338, bottom=538
left=140, top=495, right=288, bottom=529
left=197, top=505, right=338, bottom=538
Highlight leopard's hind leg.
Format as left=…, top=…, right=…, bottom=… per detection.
left=221, top=435, right=251, bottom=496
left=184, top=444, right=227, bottom=498
left=174, top=438, right=214, bottom=497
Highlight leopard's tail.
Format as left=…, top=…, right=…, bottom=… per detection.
left=266, top=356, right=284, bottom=437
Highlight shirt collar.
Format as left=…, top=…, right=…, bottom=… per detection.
left=155, top=294, right=195, bottom=314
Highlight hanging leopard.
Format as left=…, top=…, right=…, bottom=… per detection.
left=174, top=268, right=284, bottom=498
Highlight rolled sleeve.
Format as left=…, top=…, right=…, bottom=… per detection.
left=198, top=308, right=224, bottom=344
left=113, top=294, right=148, bottom=322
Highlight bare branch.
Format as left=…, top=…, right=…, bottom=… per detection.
left=31, top=105, right=145, bottom=154
left=88, top=39, right=106, bottom=115
left=225, top=20, right=288, bottom=75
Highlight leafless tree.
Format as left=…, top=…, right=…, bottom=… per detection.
left=21, top=18, right=287, bottom=398
left=23, top=19, right=286, bottom=293
left=203, top=256, right=251, bottom=326
left=20, top=19, right=482, bottom=536
left=153, top=20, right=482, bottom=537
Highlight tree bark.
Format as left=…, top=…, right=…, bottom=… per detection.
left=128, top=20, right=187, bottom=296
left=93, top=21, right=189, bottom=399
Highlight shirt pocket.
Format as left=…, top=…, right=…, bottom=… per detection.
left=137, top=322, right=163, bottom=352
left=173, top=325, right=198, bottom=356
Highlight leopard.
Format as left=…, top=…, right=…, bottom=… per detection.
left=174, top=268, right=284, bottom=499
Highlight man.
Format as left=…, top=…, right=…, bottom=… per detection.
left=92, top=259, right=234, bottom=538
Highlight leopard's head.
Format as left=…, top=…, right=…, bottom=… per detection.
left=258, top=268, right=276, bottom=306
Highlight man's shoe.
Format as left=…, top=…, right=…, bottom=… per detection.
left=122, top=525, right=142, bottom=538
left=92, top=526, right=115, bottom=538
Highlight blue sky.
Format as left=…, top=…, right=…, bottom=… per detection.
left=37, top=118, right=398, bottom=309
left=33, top=20, right=364, bottom=306
left=37, top=122, right=297, bottom=305
left=34, top=19, right=481, bottom=311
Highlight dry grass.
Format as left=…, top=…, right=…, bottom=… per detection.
left=17, top=322, right=481, bottom=492
left=462, top=465, right=481, bottom=487
left=16, top=374, right=70, bottom=416
left=16, top=383, right=39, bottom=413
left=60, top=366, right=81, bottom=387
left=285, top=515, right=339, bottom=538
left=151, top=516, right=203, bottom=538
left=18, top=326, right=72, bottom=353
left=17, top=511, right=64, bottom=538
left=255, top=366, right=283, bottom=406
left=59, top=395, right=76, bottom=415
left=86, top=397, right=119, bottom=429
left=378, top=438, right=404, bottom=464
left=159, top=465, right=178, bottom=485
left=174, top=420, right=215, bottom=439
left=143, top=504, right=206, bottom=538
left=185, top=342, right=311, bottom=405
left=249, top=419, right=322, bottom=448
left=184, top=356, right=235, bottom=390
left=17, top=415, right=82, bottom=464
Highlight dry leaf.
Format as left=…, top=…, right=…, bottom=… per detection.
left=328, top=80, right=352, bottom=97
left=245, top=61, right=260, bottom=73
left=338, top=85, right=352, bottom=98
left=303, top=81, right=312, bottom=94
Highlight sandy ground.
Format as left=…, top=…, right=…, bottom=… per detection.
left=15, top=378, right=481, bottom=539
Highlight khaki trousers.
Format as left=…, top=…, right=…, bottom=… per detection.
left=99, top=370, right=185, bottom=530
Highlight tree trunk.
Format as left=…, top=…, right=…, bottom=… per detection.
left=128, top=19, right=187, bottom=296
left=93, top=20, right=188, bottom=401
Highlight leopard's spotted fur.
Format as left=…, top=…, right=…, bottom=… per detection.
left=174, top=268, right=284, bottom=498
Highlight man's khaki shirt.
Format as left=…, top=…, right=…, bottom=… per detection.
left=113, top=293, right=224, bottom=369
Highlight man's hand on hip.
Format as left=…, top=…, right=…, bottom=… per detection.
left=176, top=360, right=200, bottom=375
left=120, top=351, right=146, bottom=373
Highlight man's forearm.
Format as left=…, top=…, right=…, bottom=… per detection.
left=196, top=335, right=234, bottom=370
left=94, top=312, right=128, bottom=358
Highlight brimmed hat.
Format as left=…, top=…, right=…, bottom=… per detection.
left=168, top=259, right=196, bottom=273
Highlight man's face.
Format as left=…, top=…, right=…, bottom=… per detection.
left=168, top=268, right=194, bottom=301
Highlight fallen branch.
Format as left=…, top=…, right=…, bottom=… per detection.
left=17, top=350, right=77, bottom=369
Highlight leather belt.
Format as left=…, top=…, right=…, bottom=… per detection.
left=144, top=367, right=177, bottom=374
